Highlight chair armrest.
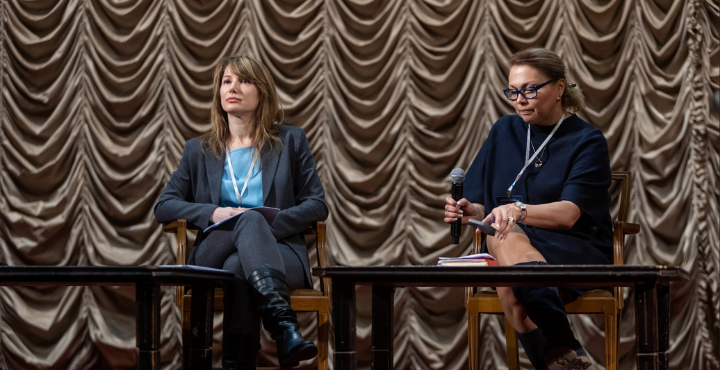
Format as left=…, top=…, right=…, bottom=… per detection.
left=304, top=223, right=318, bottom=235
left=162, top=221, right=180, bottom=233
left=162, top=220, right=189, bottom=265
left=619, top=221, right=640, bottom=235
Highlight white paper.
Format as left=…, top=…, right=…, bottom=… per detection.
left=437, top=253, right=497, bottom=261
left=204, top=206, right=280, bottom=233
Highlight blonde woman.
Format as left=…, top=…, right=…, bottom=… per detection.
left=155, top=56, right=327, bottom=370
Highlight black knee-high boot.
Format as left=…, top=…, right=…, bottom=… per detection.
left=511, top=262, right=590, bottom=370
left=249, top=267, right=317, bottom=368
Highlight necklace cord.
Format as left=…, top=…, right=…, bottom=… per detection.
left=506, top=113, right=566, bottom=198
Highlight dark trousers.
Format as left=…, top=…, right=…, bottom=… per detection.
left=193, top=211, right=306, bottom=345
left=511, top=263, right=581, bottom=353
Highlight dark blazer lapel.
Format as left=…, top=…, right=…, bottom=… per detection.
left=205, top=150, right=224, bottom=206
left=261, top=145, right=280, bottom=205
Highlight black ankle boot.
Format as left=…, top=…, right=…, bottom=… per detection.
left=511, top=262, right=590, bottom=370
left=222, top=335, right=260, bottom=370
left=249, top=268, right=318, bottom=368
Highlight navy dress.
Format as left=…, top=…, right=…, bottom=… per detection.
left=465, top=114, right=613, bottom=266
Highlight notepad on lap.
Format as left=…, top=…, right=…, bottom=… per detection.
left=204, top=206, right=280, bottom=233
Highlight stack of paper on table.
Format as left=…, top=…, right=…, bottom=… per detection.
left=437, top=253, right=499, bottom=267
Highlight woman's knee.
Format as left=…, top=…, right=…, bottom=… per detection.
left=497, top=287, right=517, bottom=306
left=488, top=236, right=544, bottom=266
left=237, top=210, right=266, bottom=227
left=233, top=211, right=275, bottom=240
left=487, top=237, right=529, bottom=265
left=223, top=253, right=246, bottom=280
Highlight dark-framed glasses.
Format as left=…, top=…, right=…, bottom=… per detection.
left=503, top=79, right=555, bottom=101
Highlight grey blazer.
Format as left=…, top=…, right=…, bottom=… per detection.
left=154, top=126, right=328, bottom=285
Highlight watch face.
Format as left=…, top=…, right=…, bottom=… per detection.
left=515, top=201, right=526, bottom=209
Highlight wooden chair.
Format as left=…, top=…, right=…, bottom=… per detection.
left=163, top=220, right=331, bottom=370
left=466, top=171, right=639, bottom=370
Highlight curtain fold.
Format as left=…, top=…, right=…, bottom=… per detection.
left=0, top=0, right=717, bottom=369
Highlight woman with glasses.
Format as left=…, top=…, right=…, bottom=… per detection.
left=444, top=48, right=613, bottom=370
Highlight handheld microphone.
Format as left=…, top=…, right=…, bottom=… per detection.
left=450, top=168, right=466, bottom=244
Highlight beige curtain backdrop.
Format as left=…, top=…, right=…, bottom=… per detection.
left=0, top=0, right=717, bottom=369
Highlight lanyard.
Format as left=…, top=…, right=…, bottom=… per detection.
left=507, top=113, right=566, bottom=198
left=226, top=148, right=258, bottom=206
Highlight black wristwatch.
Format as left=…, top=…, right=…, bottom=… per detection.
left=514, top=201, right=527, bottom=223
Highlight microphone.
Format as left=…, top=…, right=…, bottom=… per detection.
left=450, top=168, right=466, bottom=244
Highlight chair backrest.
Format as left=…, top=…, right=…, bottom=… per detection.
left=611, top=171, right=632, bottom=224
left=610, top=171, right=632, bottom=267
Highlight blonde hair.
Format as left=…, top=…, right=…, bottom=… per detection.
left=202, top=56, right=283, bottom=158
left=509, top=48, right=585, bottom=113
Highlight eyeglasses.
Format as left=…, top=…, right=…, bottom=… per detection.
left=503, top=79, right=555, bottom=101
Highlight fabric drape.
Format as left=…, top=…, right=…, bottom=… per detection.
left=0, top=0, right=717, bottom=369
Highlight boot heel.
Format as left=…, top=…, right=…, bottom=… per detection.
left=280, top=340, right=317, bottom=367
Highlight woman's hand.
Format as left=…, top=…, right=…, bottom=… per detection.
left=444, top=197, right=484, bottom=224
left=482, top=204, right=521, bottom=241
left=211, top=207, right=249, bottom=224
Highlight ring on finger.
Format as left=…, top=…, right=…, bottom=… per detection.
left=508, top=216, right=514, bottom=223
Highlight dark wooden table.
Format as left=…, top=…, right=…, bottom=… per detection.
left=313, top=265, right=689, bottom=370
left=0, top=265, right=235, bottom=370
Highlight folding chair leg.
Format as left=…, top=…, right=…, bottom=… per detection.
left=504, top=317, right=519, bottom=370
left=317, top=311, right=329, bottom=370
left=467, top=312, right=479, bottom=370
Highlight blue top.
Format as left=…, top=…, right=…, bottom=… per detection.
left=464, top=114, right=613, bottom=265
left=220, top=147, right=263, bottom=208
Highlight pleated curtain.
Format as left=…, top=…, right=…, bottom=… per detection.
left=0, top=0, right=717, bottom=369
